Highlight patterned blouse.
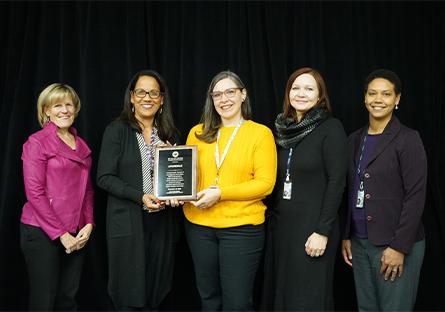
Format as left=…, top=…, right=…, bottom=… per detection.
left=136, top=128, right=164, bottom=212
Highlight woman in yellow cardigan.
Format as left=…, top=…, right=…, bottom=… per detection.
left=184, top=71, right=277, bottom=311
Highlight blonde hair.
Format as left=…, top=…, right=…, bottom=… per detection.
left=37, top=83, right=81, bottom=127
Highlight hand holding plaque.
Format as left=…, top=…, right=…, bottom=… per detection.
left=154, top=145, right=197, bottom=201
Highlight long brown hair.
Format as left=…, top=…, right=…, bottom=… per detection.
left=195, top=71, right=252, bottom=143
left=283, top=67, right=331, bottom=120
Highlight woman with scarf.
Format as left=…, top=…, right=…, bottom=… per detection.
left=261, top=67, right=347, bottom=311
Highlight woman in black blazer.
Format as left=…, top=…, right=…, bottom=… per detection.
left=97, top=69, right=181, bottom=310
left=342, top=69, right=427, bottom=311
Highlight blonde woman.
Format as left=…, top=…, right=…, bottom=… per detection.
left=20, top=83, right=94, bottom=311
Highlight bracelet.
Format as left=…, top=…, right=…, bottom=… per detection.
left=142, top=205, right=166, bottom=213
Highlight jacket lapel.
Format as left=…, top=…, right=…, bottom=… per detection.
left=56, top=141, right=91, bottom=164
left=51, top=125, right=91, bottom=164
left=351, top=128, right=366, bottom=169
left=363, top=116, right=401, bottom=169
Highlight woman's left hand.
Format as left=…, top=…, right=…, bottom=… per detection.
left=165, top=198, right=184, bottom=207
left=305, top=232, right=328, bottom=257
left=76, top=223, right=93, bottom=250
left=380, top=247, right=405, bottom=281
left=191, top=187, right=221, bottom=209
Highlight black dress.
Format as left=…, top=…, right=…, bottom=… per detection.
left=261, top=117, right=347, bottom=311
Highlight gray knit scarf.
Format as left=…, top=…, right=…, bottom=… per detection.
left=275, top=107, right=328, bottom=148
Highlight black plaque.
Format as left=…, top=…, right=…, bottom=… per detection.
left=154, top=145, right=197, bottom=201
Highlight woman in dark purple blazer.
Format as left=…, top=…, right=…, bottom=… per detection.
left=341, top=69, right=427, bottom=311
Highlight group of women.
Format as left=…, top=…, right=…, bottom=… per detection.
left=20, top=67, right=427, bottom=311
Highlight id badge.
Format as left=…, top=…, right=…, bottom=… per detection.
left=283, top=181, right=292, bottom=200
left=356, top=190, right=364, bottom=208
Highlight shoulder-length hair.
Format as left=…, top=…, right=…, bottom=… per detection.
left=37, top=83, right=81, bottom=127
left=282, top=67, right=332, bottom=120
left=118, top=69, right=178, bottom=142
left=196, top=70, right=252, bottom=143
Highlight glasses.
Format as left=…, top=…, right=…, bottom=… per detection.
left=133, top=88, right=163, bottom=99
left=210, top=88, right=242, bottom=101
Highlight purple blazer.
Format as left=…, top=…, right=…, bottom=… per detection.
left=344, top=116, right=427, bottom=254
left=21, top=122, right=94, bottom=240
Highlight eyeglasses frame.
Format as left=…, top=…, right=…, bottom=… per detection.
left=132, top=88, right=164, bottom=99
left=210, top=87, right=243, bottom=101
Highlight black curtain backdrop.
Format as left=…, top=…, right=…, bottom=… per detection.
left=1, top=1, right=444, bottom=311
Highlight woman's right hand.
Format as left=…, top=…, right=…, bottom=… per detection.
left=76, top=223, right=93, bottom=250
left=142, top=194, right=163, bottom=212
left=60, top=232, right=78, bottom=254
left=341, top=239, right=353, bottom=267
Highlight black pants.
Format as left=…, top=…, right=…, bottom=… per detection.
left=185, top=220, right=264, bottom=311
left=20, top=223, right=86, bottom=311
left=113, top=211, right=177, bottom=312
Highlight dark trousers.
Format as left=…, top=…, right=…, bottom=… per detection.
left=113, top=306, right=156, bottom=312
left=351, top=237, right=425, bottom=311
left=20, top=223, right=86, bottom=311
left=185, top=220, right=265, bottom=311
left=113, top=211, right=177, bottom=312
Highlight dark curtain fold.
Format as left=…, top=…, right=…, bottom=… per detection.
left=1, top=1, right=444, bottom=311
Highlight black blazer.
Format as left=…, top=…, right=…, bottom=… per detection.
left=97, top=120, right=180, bottom=307
left=344, top=116, right=427, bottom=254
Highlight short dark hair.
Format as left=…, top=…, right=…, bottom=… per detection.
left=118, top=69, right=178, bottom=142
left=364, top=69, right=402, bottom=95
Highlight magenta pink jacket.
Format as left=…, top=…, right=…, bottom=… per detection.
left=21, top=122, right=94, bottom=240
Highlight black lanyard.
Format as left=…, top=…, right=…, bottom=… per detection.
left=356, top=134, right=368, bottom=191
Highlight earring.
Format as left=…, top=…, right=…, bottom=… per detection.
left=131, top=106, right=135, bottom=113
left=159, top=107, right=163, bottom=114
left=395, top=104, right=399, bottom=110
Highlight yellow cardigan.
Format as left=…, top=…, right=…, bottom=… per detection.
left=183, top=120, right=277, bottom=228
